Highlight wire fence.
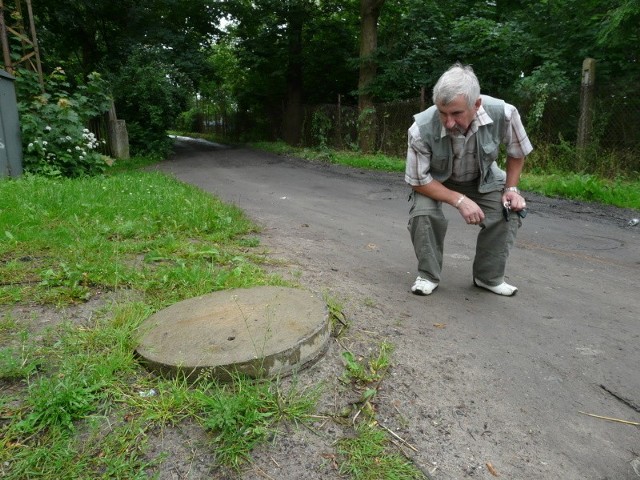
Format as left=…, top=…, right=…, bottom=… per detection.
left=300, top=99, right=421, bottom=157
left=295, top=88, right=640, bottom=177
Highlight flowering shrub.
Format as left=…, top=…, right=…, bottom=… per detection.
left=16, top=68, right=114, bottom=177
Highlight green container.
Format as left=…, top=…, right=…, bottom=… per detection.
left=0, top=69, right=23, bottom=178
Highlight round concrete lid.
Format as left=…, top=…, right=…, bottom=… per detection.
left=135, top=286, right=329, bottom=381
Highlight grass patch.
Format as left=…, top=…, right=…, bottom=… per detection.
left=0, top=171, right=282, bottom=307
left=198, top=374, right=320, bottom=470
left=249, top=141, right=405, bottom=172
left=520, top=173, right=640, bottom=209
left=336, top=423, right=426, bottom=480
left=334, top=342, right=426, bottom=479
left=0, top=157, right=310, bottom=478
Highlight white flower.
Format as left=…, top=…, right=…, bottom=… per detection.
left=45, top=126, right=52, bottom=131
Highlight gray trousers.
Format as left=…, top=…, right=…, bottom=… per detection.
left=408, top=183, right=521, bottom=286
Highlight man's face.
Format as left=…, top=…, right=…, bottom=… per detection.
left=436, top=95, right=481, bottom=134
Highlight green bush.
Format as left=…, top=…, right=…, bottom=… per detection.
left=16, top=68, right=112, bottom=178
left=175, top=108, right=205, bottom=133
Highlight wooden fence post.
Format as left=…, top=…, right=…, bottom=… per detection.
left=577, top=58, right=596, bottom=149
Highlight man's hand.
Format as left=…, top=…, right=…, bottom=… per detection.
left=458, top=197, right=485, bottom=225
left=502, top=190, right=527, bottom=212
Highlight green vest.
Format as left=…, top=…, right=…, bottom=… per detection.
left=413, top=94, right=507, bottom=193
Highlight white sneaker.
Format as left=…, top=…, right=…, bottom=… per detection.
left=474, top=278, right=518, bottom=296
left=411, top=276, right=438, bottom=295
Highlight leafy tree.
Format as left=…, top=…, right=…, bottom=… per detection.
left=372, top=0, right=452, bottom=101
left=14, top=0, right=638, bottom=155
left=190, top=41, right=245, bottom=135
left=219, top=0, right=359, bottom=142
left=34, top=0, right=221, bottom=77
left=372, top=0, right=536, bottom=101
left=302, top=1, right=359, bottom=105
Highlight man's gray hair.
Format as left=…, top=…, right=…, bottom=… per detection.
left=432, top=62, right=481, bottom=108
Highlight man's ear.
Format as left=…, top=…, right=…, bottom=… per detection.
left=474, top=98, right=482, bottom=111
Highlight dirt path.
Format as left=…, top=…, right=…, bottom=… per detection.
left=154, top=137, right=640, bottom=479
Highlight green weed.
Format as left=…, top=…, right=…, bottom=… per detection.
left=336, top=422, right=426, bottom=480
left=0, top=341, right=42, bottom=380
left=123, top=374, right=197, bottom=426
left=341, top=341, right=394, bottom=385
left=335, top=340, right=422, bottom=479
left=324, top=292, right=349, bottom=337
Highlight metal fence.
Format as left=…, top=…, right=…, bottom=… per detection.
left=302, top=90, right=639, bottom=159
left=300, top=98, right=421, bottom=157
left=205, top=83, right=640, bottom=177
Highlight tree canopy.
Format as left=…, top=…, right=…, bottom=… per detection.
left=3, top=0, right=638, bottom=154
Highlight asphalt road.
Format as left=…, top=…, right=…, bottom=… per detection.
left=156, top=136, right=640, bottom=479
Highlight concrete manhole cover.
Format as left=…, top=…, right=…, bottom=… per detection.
left=135, top=286, right=329, bottom=381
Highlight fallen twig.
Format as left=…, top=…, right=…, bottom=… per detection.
left=578, top=411, right=640, bottom=426
left=486, top=462, right=499, bottom=477
left=254, top=465, right=276, bottom=480
left=379, top=424, right=418, bottom=452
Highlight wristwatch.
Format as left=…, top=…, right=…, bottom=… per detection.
left=503, top=186, right=520, bottom=194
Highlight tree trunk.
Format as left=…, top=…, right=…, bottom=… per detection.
left=357, top=0, right=385, bottom=153
left=282, top=2, right=306, bottom=146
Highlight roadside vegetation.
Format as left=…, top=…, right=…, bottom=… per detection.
left=0, top=157, right=428, bottom=479
left=5, top=50, right=429, bottom=479
left=246, top=140, right=640, bottom=211
left=0, top=166, right=302, bottom=477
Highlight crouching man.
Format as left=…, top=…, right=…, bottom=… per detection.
left=406, top=62, right=533, bottom=296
